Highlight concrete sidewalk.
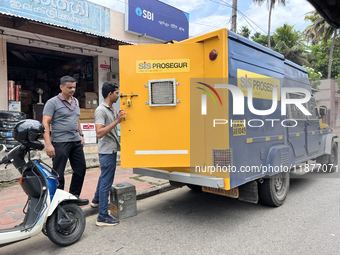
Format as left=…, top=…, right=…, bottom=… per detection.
left=0, top=167, right=174, bottom=230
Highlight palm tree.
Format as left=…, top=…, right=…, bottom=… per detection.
left=274, top=24, right=314, bottom=66
left=303, top=11, right=339, bottom=78
left=253, top=0, right=286, bottom=49
left=273, top=23, right=302, bottom=48
left=238, top=26, right=251, bottom=38
left=275, top=42, right=314, bottom=66
left=303, top=11, right=320, bottom=45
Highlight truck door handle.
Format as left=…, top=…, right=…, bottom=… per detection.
left=120, top=94, right=138, bottom=107
left=120, top=94, right=138, bottom=98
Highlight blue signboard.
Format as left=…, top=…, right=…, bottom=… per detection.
left=125, top=0, right=189, bottom=42
left=0, top=0, right=110, bottom=37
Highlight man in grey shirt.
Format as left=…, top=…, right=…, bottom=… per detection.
left=42, top=76, right=88, bottom=203
left=91, top=82, right=126, bottom=226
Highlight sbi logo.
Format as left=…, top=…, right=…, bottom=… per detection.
left=135, top=7, right=142, bottom=16
left=139, top=62, right=151, bottom=70
left=135, top=7, right=154, bottom=21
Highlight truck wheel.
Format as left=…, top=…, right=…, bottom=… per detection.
left=46, top=203, right=86, bottom=246
left=326, top=142, right=338, bottom=172
left=258, top=171, right=290, bottom=207
left=187, top=184, right=202, bottom=192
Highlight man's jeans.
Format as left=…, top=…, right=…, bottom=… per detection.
left=93, top=153, right=117, bottom=219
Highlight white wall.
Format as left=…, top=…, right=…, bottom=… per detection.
left=0, top=38, right=7, bottom=110
left=95, top=55, right=121, bottom=131
left=315, top=79, right=331, bottom=109
left=96, top=55, right=116, bottom=104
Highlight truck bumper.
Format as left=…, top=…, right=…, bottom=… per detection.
left=133, top=168, right=225, bottom=188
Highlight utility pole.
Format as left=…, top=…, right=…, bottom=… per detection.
left=231, top=0, right=237, bottom=33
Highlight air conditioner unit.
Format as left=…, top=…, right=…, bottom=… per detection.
left=107, top=72, right=119, bottom=83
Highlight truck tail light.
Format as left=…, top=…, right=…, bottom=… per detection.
left=209, top=50, right=218, bottom=61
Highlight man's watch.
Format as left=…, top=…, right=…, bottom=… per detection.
left=79, top=133, right=84, bottom=137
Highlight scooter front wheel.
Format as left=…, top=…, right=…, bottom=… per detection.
left=46, top=203, right=86, bottom=246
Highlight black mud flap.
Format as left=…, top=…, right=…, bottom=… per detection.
left=316, top=154, right=329, bottom=164
left=169, top=181, right=186, bottom=188
left=238, top=181, right=258, bottom=204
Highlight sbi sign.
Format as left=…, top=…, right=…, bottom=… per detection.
left=135, top=7, right=154, bottom=21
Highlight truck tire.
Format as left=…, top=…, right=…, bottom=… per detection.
left=326, top=142, right=338, bottom=172
left=258, top=171, right=290, bottom=207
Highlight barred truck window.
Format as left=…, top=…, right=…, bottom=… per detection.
left=148, top=79, right=177, bottom=107
left=307, top=97, right=319, bottom=120
left=286, top=93, right=308, bottom=120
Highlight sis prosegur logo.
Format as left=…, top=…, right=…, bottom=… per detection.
left=136, top=59, right=190, bottom=73
left=196, top=69, right=313, bottom=131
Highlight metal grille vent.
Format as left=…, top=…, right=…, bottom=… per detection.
left=212, top=149, right=233, bottom=168
left=148, top=79, right=176, bottom=107
left=281, top=152, right=289, bottom=165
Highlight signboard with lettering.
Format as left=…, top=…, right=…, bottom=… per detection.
left=136, top=59, right=190, bottom=73
left=0, top=0, right=110, bottom=37
left=125, top=0, right=189, bottom=42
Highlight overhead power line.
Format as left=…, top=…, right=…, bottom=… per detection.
left=191, top=18, right=232, bottom=37
left=209, top=0, right=268, bottom=34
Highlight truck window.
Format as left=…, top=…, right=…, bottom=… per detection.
left=306, top=97, right=318, bottom=120
left=286, top=93, right=308, bottom=120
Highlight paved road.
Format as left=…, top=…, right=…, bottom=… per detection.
left=1, top=175, right=340, bottom=255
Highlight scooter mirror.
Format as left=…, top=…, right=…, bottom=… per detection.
left=0, top=144, right=7, bottom=154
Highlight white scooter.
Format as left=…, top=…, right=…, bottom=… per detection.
left=0, top=119, right=88, bottom=247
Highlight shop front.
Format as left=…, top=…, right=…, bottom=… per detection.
left=0, top=0, right=162, bottom=145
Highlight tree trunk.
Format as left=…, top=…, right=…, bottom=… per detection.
left=328, top=29, right=337, bottom=79
left=268, top=1, right=273, bottom=49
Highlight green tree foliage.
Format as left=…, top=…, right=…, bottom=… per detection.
left=308, top=38, right=340, bottom=78
left=273, top=24, right=315, bottom=66
left=251, top=32, right=276, bottom=48
left=238, top=26, right=251, bottom=39
left=335, top=74, right=340, bottom=87
left=253, top=0, right=286, bottom=48
left=275, top=43, right=313, bottom=66
left=304, top=66, right=322, bottom=91
left=303, top=11, right=320, bottom=45
left=273, top=23, right=302, bottom=48
left=303, top=11, right=339, bottom=78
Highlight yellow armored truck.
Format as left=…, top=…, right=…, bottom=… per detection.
left=119, top=29, right=338, bottom=207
